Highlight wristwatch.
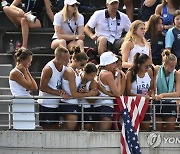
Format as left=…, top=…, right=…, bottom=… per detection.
left=75, top=36, right=79, bottom=40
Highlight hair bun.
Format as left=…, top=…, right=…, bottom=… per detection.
left=69, top=46, right=81, bottom=55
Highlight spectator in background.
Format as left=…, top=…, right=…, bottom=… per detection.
left=38, top=46, right=70, bottom=130
left=61, top=46, right=98, bottom=130
left=138, top=0, right=161, bottom=22
left=85, top=0, right=131, bottom=55
left=166, top=10, right=180, bottom=70
left=51, top=0, right=85, bottom=52
left=94, top=51, right=124, bottom=130
left=154, top=49, right=180, bottom=131
left=78, top=63, right=98, bottom=131
left=145, top=14, right=165, bottom=65
left=121, top=20, right=151, bottom=69
left=123, top=0, right=133, bottom=22
left=9, top=48, right=38, bottom=96
left=125, top=53, right=154, bottom=131
left=155, top=0, right=180, bottom=33
left=3, top=0, right=54, bottom=49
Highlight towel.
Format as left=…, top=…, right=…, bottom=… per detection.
left=157, top=65, right=175, bottom=94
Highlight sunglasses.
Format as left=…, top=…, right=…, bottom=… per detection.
left=144, top=65, right=151, bottom=69
left=80, top=63, right=85, bottom=67
left=69, top=3, right=78, bottom=7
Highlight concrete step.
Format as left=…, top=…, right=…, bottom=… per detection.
left=0, top=76, right=9, bottom=87
left=0, top=64, right=12, bottom=76
left=0, top=53, right=14, bottom=64
left=0, top=87, right=11, bottom=95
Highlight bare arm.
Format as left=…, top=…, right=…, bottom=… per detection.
left=125, top=71, right=138, bottom=96
left=64, top=68, right=97, bottom=98
left=155, top=4, right=163, bottom=15
left=39, top=66, right=60, bottom=96
left=10, top=67, right=37, bottom=91
left=54, top=25, right=79, bottom=41
left=44, top=0, right=54, bottom=22
left=121, top=41, right=134, bottom=69
left=84, top=24, right=98, bottom=41
left=144, top=0, right=157, bottom=7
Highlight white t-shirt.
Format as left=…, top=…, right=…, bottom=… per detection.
left=52, top=11, right=84, bottom=38
left=87, top=9, right=131, bottom=43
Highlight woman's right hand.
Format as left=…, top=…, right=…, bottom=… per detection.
left=18, top=8, right=25, bottom=17
left=77, top=34, right=85, bottom=40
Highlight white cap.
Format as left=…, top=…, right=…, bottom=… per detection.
left=99, top=51, right=118, bottom=66
left=106, top=0, right=119, bottom=4
left=64, top=0, right=80, bottom=5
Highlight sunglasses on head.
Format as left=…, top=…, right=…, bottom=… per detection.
left=69, top=3, right=78, bottom=7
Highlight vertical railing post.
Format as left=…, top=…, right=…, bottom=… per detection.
left=8, top=100, right=12, bottom=130
left=152, top=103, right=156, bottom=131
left=81, top=104, right=84, bottom=131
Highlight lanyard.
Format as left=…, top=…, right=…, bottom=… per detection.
left=67, top=20, right=77, bottom=34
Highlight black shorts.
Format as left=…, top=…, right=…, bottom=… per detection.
left=61, top=102, right=80, bottom=116
left=79, top=107, right=94, bottom=123
left=93, top=106, right=114, bottom=121
left=154, top=100, right=177, bottom=118
left=39, top=105, right=61, bottom=126
left=143, top=105, right=151, bottom=121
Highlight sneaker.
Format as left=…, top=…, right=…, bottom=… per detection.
left=26, top=11, right=37, bottom=23
left=1, top=0, right=10, bottom=7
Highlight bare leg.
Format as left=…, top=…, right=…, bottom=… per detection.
left=156, top=117, right=164, bottom=131
left=64, top=114, right=78, bottom=130
left=51, top=39, right=67, bottom=49
left=99, top=117, right=112, bottom=130
left=165, top=116, right=176, bottom=131
left=97, top=36, right=108, bottom=55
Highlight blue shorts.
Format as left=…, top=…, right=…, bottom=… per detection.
left=154, top=100, right=177, bottom=118
left=93, top=106, right=114, bottom=121
left=39, top=105, right=61, bottom=126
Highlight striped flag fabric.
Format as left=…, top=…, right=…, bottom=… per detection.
left=114, top=96, right=148, bottom=154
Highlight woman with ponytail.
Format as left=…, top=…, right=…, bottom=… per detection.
left=9, top=48, right=38, bottom=96
left=125, top=53, right=154, bottom=131
left=154, top=49, right=180, bottom=131
left=61, top=46, right=98, bottom=130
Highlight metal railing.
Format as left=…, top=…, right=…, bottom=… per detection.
left=0, top=95, right=179, bottom=131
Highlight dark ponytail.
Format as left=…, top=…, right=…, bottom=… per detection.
left=130, top=53, right=150, bottom=82
left=71, top=46, right=88, bottom=62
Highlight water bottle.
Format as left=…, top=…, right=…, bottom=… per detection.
left=15, top=40, right=21, bottom=50
left=8, top=39, right=14, bottom=53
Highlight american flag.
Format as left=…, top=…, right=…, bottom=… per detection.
left=114, top=96, right=148, bottom=154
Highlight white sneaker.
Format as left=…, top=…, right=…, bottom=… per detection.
left=26, top=11, right=37, bottom=23
left=1, top=1, right=10, bottom=7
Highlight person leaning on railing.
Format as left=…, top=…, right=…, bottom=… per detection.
left=154, top=49, right=180, bottom=131
left=61, top=46, right=98, bottom=130
left=38, top=46, right=70, bottom=130
left=78, top=63, right=98, bottom=131
left=125, top=53, right=154, bottom=131
left=94, top=51, right=125, bottom=131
